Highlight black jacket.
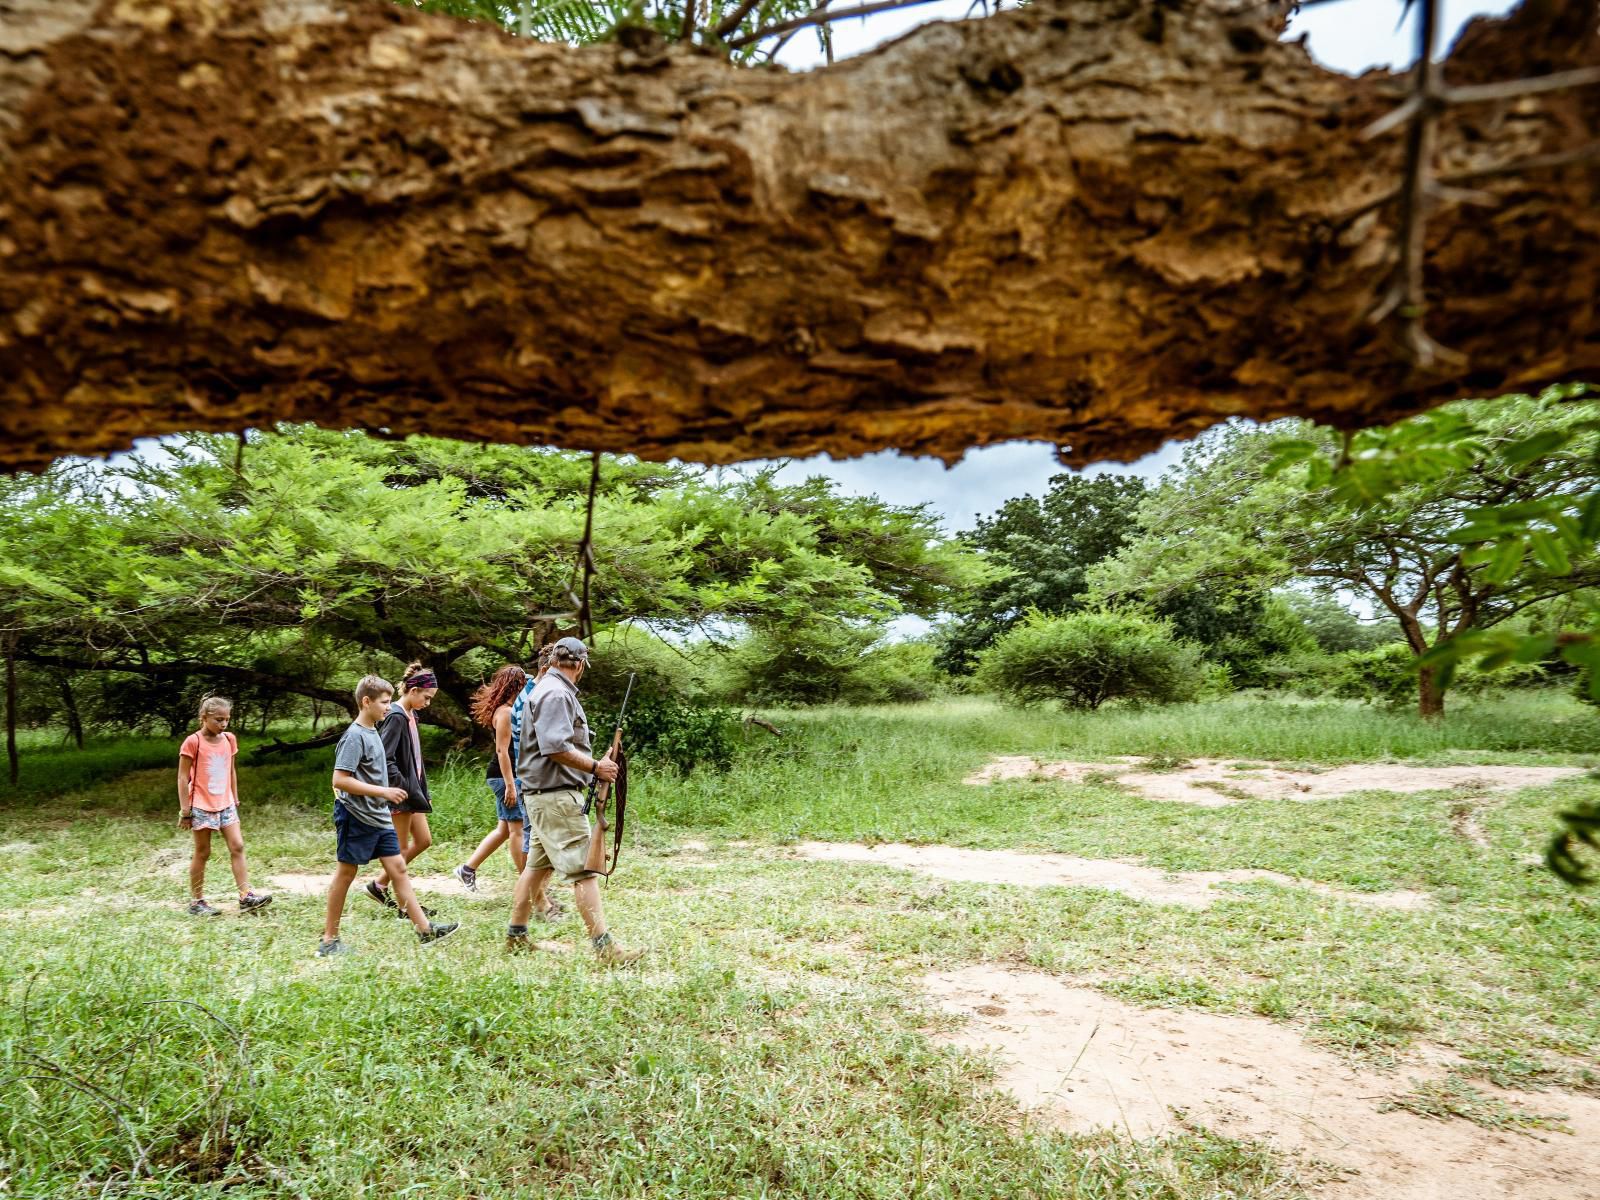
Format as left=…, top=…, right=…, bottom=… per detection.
left=378, top=704, right=431, bottom=812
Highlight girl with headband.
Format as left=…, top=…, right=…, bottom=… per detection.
left=364, top=662, right=444, bottom=916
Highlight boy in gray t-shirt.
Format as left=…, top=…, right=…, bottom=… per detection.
left=333, top=721, right=393, bottom=827
left=318, top=675, right=459, bottom=957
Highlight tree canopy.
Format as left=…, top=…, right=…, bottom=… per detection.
left=1090, top=390, right=1600, bottom=715
left=0, top=431, right=986, bottom=738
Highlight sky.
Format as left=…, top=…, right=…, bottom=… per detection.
left=763, top=0, right=1517, bottom=535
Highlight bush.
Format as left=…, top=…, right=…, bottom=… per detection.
left=1328, top=644, right=1546, bottom=709
left=587, top=691, right=740, bottom=775
left=720, top=623, right=885, bottom=706
left=836, top=640, right=947, bottom=704
left=975, top=610, right=1207, bottom=709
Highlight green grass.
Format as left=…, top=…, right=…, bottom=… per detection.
left=1, top=693, right=1597, bottom=1197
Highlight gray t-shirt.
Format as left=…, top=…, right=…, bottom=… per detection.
left=515, top=670, right=592, bottom=793
left=333, top=721, right=394, bottom=828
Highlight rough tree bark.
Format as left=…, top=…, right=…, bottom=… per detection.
left=0, top=0, right=1596, bottom=473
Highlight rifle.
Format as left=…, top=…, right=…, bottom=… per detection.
left=583, top=672, right=636, bottom=877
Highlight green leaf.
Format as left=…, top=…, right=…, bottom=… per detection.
left=1499, top=429, right=1570, bottom=465
left=1484, top=539, right=1525, bottom=584
left=1529, top=529, right=1572, bottom=575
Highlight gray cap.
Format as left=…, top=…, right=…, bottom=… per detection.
left=552, top=636, right=589, bottom=660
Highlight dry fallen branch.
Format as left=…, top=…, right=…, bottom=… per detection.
left=0, top=0, right=1596, bottom=471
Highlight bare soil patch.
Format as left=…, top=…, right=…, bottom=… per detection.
left=927, top=964, right=1600, bottom=1200
left=792, top=842, right=1429, bottom=911
left=966, top=756, right=1583, bottom=807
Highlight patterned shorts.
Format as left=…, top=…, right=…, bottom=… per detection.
left=190, top=805, right=238, bottom=831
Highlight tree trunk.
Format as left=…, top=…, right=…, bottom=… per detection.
left=1393, top=609, right=1448, bottom=719
left=1, top=1, right=1596, bottom=473
left=58, top=673, right=84, bottom=749
left=1418, top=661, right=1446, bottom=720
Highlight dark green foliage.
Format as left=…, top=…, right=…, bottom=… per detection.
left=722, top=622, right=882, bottom=706
left=936, top=474, right=1148, bottom=674
left=1157, top=590, right=1315, bottom=687
left=837, top=640, right=946, bottom=704
left=1280, top=592, right=1403, bottom=653
left=591, top=692, right=740, bottom=776
left=976, top=610, right=1207, bottom=709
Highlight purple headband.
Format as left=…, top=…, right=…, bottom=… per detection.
left=405, top=672, right=437, bottom=690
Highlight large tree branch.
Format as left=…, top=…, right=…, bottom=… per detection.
left=15, top=649, right=356, bottom=715
left=0, top=0, right=1596, bottom=474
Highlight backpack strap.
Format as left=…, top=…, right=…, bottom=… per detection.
left=509, top=678, right=538, bottom=767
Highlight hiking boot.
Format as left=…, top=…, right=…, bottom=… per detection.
left=592, top=934, right=644, bottom=968
left=188, top=899, right=221, bottom=917
left=316, top=937, right=349, bottom=957
left=239, top=890, right=273, bottom=913
left=453, top=863, right=478, bottom=892
left=364, top=881, right=396, bottom=910
left=505, top=933, right=536, bottom=955
left=418, top=921, right=460, bottom=946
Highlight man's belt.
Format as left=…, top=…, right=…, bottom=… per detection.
left=524, top=784, right=582, bottom=795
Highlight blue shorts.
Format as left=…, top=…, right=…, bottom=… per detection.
left=490, top=777, right=525, bottom=824
left=334, top=801, right=401, bottom=865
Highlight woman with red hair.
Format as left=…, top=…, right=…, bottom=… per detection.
left=453, top=653, right=561, bottom=921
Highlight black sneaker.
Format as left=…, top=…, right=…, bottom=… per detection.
left=418, top=921, right=459, bottom=946
left=364, top=881, right=396, bottom=910
left=188, top=899, right=221, bottom=917
left=396, top=901, right=437, bottom=920
left=453, top=864, right=477, bottom=892
left=316, top=937, right=349, bottom=957
left=239, top=891, right=273, bottom=913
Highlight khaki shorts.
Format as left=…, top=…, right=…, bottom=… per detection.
left=523, top=788, right=597, bottom=882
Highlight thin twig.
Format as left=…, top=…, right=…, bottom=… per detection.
left=1445, top=66, right=1600, bottom=106
left=1369, top=0, right=1463, bottom=370
left=726, top=0, right=945, bottom=49
left=711, top=0, right=765, bottom=39
left=1336, top=142, right=1600, bottom=223
left=764, top=0, right=832, bottom=59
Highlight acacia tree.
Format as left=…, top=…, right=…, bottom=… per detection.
left=1089, top=392, right=1600, bottom=717
left=1, top=0, right=1596, bottom=473
left=0, top=429, right=986, bottom=738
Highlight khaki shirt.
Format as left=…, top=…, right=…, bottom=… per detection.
left=515, top=669, right=592, bottom=793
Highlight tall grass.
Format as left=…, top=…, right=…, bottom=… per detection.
left=0, top=693, right=1596, bottom=1196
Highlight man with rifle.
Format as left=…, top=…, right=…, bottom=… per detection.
left=504, top=636, right=644, bottom=966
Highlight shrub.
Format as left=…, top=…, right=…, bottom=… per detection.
left=1330, top=643, right=1546, bottom=709
left=587, top=691, right=740, bottom=775
left=836, top=640, right=947, bottom=704
left=975, top=610, right=1207, bottom=709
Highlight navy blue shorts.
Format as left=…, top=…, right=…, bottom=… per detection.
left=489, top=777, right=525, bottom=824
left=334, top=801, right=401, bottom=865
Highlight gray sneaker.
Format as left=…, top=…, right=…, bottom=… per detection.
left=239, top=891, right=273, bottom=913
left=418, top=920, right=460, bottom=946
left=453, top=864, right=478, bottom=892
left=316, top=937, right=349, bottom=957
left=188, top=899, right=221, bottom=917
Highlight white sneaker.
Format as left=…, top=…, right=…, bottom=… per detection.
left=453, top=863, right=478, bottom=892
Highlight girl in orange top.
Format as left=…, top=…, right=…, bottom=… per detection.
left=178, top=696, right=272, bottom=916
